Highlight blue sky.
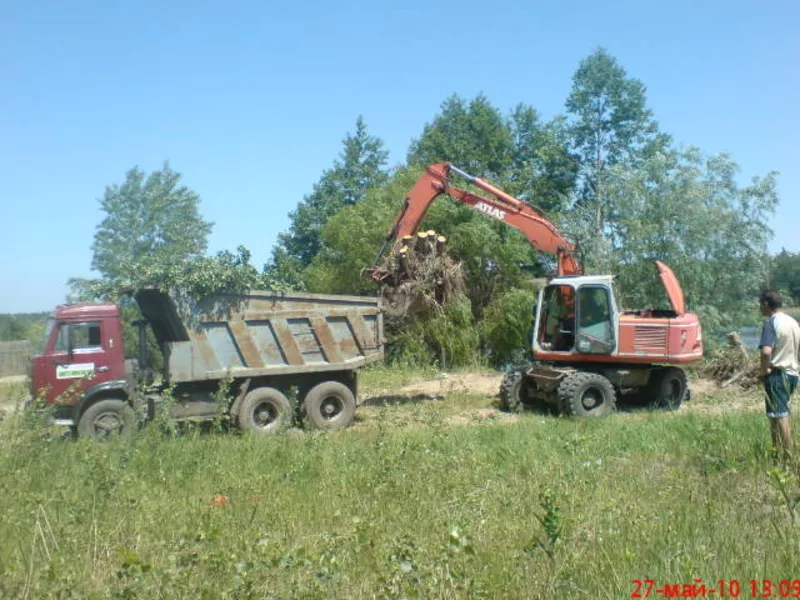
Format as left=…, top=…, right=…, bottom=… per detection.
left=1, top=0, right=797, bottom=313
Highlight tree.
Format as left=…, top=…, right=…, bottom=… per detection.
left=407, top=93, right=513, bottom=178
left=91, top=162, right=212, bottom=288
left=770, top=250, right=800, bottom=304
left=565, top=48, right=671, bottom=269
left=506, top=105, right=578, bottom=213
left=67, top=163, right=280, bottom=307
left=267, top=116, right=388, bottom=286
left=602, top=148, right=778, bottom=329
left=0, top=315, right=31, bottom=342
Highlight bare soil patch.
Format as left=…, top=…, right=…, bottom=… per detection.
left=362, top=370, right=759, bottom=422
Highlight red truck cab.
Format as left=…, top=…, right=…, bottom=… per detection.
left=29, top=303, right=132, bottom=426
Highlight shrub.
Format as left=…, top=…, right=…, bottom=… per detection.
left=479, top=288, right=537, bottom=367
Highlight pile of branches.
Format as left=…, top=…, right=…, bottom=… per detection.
left=703, top=332, right=762, bottom=390
left=369, top=230, right=465, bottom=318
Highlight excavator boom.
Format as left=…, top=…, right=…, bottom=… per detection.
left=376, top=163, right=582, bottom=277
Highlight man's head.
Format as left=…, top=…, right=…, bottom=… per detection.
left=760, top=289, right=783, bottom=316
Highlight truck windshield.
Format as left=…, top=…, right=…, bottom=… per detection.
left=42, top=317, right=55, bottom=350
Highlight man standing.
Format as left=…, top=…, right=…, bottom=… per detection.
left=759, top=289, right=800, bottom=461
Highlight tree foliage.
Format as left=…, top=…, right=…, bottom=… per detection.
left=408, top=95, right=577, bottom=214
left=479, top=287, right=539, bottom=367
left=565, top=47, right=671, bottom=270
left=387, top=294, right=481, bottom=369
left=0, top=313, right=48, bottom=350
left=770, top=250, right=800, bottom=305
left=506, top=106, right=578, bottom=213
left=267, top=116, right=389, bottom=287
left=91, top=162, right=213, bottom=288
left=602, top=148, right=778, bottom=329
left=68, top=163, right=278, bottom=303
left=408, top=94, right=513, bottom=178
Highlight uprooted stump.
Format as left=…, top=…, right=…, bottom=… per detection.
left=368, top=230, right=465, bottom=318
left=703, top=331, right=761, bottom=390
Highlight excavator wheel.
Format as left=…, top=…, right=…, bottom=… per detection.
left=647, top=367, right=688, bottom=411
left=499, top=369, right=530, bottom=413
left=558, top=372, right=616, bottom=417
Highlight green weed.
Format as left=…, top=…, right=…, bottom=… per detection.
left=0, top=379, right=796, bottom=598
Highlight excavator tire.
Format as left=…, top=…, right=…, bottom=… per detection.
left=499, top=369, right=529, bottom=413
left=558, top=371, right=616, bottom=417
left=647, top=367, right=688, bottom=411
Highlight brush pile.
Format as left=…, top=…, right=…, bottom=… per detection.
left=703, top=331, right=761, bottom=389
left=369, top=230, right=465, bottom=317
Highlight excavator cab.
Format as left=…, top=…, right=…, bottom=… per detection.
left=534, top=277, right=618, bottom=356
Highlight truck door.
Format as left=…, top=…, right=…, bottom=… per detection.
left=40, top=320, right=118, bottom=405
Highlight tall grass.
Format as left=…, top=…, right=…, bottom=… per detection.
left=0, top=379, right=797, bottom=598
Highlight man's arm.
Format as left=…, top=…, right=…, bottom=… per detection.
left=759, top=317, right=776, bottom=377
left=761, top=345, right=773, bottom=377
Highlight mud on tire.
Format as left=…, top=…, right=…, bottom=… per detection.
left=558, top=372, right=616, bottom=417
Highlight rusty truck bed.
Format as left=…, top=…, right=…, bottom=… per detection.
left=136, top=289, right=384, bottom=383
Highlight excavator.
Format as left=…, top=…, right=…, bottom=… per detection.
left=371, top=163, right=703, bottom=416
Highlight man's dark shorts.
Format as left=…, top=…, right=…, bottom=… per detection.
left=764, top=370, right=798, bottom=418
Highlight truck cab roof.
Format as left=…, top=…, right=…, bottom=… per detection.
left=55, top=303, right=120, bottom=320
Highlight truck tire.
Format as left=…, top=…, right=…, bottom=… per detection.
left=303, top=381, right=356, bottom=431
left=77, top=399, right=137, bottom=441
left=499, top=369, right=529, bottom=413
left=558, top=372, right=616, bottom=417
left=648, top=367, right=688, bottom=411
left=238, top=387, right=293, bottom=435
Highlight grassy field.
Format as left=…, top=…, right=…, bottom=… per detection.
left=1, top=374, right=798, bottom=599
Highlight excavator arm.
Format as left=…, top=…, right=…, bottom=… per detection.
left=374, top=163, right=582, bottom=277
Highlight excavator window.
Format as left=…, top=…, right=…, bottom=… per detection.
left=538, top=285, right=575, bottom=351
left=575, top=286, right=615, bottom=354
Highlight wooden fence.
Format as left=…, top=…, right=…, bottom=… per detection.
left=0, top=341, right=32, bottom=378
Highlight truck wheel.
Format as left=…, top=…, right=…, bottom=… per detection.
left=303, top=381, right=356, bottom=431
left=77, top=399, right=137, bottom=441
left=499, top=369, right=529, bottom=413
left=238, top=387, right=292, bottom=435
left=648, top=367, right=688, bottom=411
left=558, top=372, right=616, bottom=417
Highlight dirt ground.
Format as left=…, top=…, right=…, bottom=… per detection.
left=363, top=372, right=504, bottom=402
left=359, top=370, right=761, bottom=426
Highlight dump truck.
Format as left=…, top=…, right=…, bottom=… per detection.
left=29, top=288, right=384, bottom=439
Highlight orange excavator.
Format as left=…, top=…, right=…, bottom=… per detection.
left=372, top=163, right=703, bottom=416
